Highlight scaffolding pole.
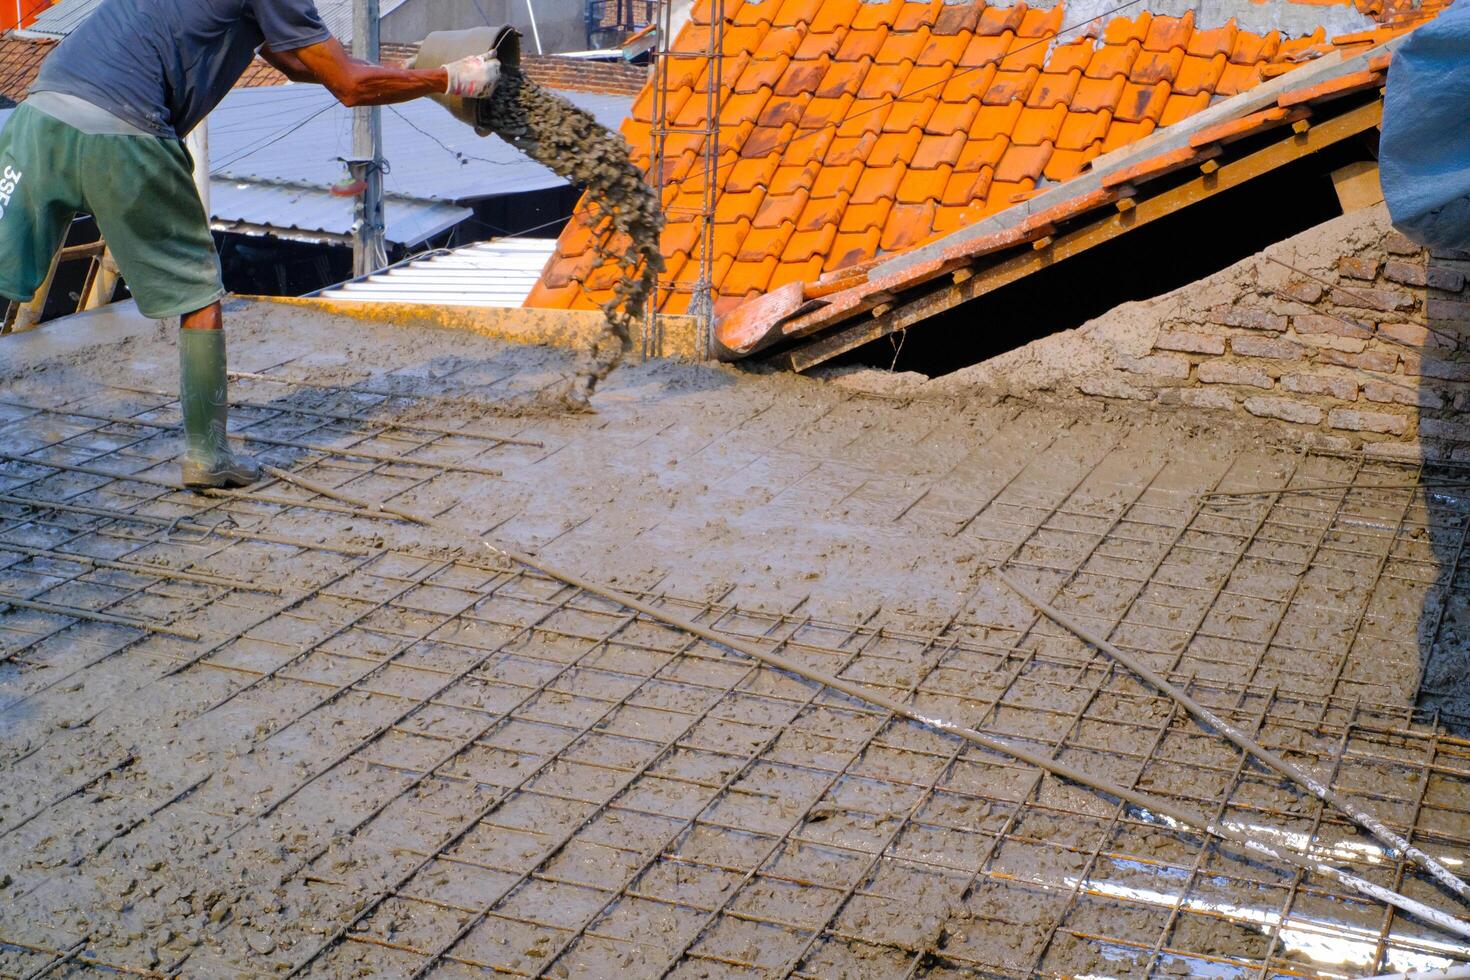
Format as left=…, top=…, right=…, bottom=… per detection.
left=645, top=0, right=721, bottom=360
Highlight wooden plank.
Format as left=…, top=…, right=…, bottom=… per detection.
left=9, top=247, right=64, bottom=335
left=784, top=100, right=1383, bottom=372
left=1331, top=160, right=1383, bottom=212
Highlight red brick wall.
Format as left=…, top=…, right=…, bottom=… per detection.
left=1037, top=205, right=1470, bottom=460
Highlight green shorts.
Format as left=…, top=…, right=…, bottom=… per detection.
left=0, top=103, right=225, bottom=319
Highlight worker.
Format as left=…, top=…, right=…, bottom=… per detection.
left=0, top=0, right=503, bottom=488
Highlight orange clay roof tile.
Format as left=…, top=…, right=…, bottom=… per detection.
left=884, top=96, right=939, bottom=131
left=881, top=201, right=938, bottom=250
left=1047, top=38, right=1094, bottom=74
left=876, top=28, right=930, bottom=64
left=917, top=31, right=972, bottom=66
left=1230, top=29, right=1281, bottom=64
left=1186, top=22, right=1237, bottom=57
left=924, top=98, right=980, bottom=135
left=839, top=199, right=895, bottom=232
left=753, top=190, right=810, bottom=229
left=956, top=133, right=1010, bottom=172
left=1072, top=74, right=1127, bottom=113
left=1085, top=41, right=1141, bottom=79
left=1058, top=108, right=1111, bottom=149
left=755, top=26, right=805, bottom=57
left=941, top=168, right=986, bottom=206
left=797, top=193, right=848, bottom=232
left=851, top=0, right=903, bottom=31
left=775, top=57, right=828, bottom=96
left=725, top=154, right=782, bottom=193
left=942, top=65, right=997, bottom=101
left=818, top=58, right=871, bottom=98
left=1104, top=12, right=1151, bottom=44
left=857, top=64, right=907, bottom=99
left=794, top=29, right=846, bottom=59
left=959, top=32, right=1012, bottom=68
left=897, top=165, right=951, bottom=204
left=1043, top=144, right=1100, bottom=181
left=1216, top=61, right=1265, bottom=96
left=1131, top=47, right=1185, bottom=84
left=1174, top=52, right=1228, bottom=94
left=825, top=132, right=879, bottom=166
left=1000, top=32, right=1048, bottom=72
left=1012, top=103, right=1069, bottom=145
left=1144, top=11, right=1195, bottom=51
left=734, top=57, right=788, bottom=94
left=932, top=3, right=981, bottom=36
left=1114, top=79, right=1171, bottom=123
left=1019, top=6, right=1064, bottom=37
left=976, top=4, right=1026, bottom=36
left=913, top=130, right=969, bottom=168
left=837, top=27, right=891, bottom=61
left=851, top=164, right=908, bottom=205
left=1029, top=68, right=1082, bottom=108
left=826, top=227, right=883, bottom=270
left=1160, top=90, right=1212, bottom=125
left=894, top=0, right=945, bottom=31
left=994, top=142, right=1053, bottom=183
left=984, top=67, right=1040, bottom=104
left=533, top=0, right=1436, bottom=318
left=872, top=128, right=926, bottom=166
left=1101, top=116, right=1157, bottom=152
left=1277, top=67, right=1384, bottom=106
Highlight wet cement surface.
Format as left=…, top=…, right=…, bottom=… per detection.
left=0, top=300, right=1467, bottom=978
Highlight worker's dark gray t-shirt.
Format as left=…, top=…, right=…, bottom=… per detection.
left=31, top=0, right=331, bottom=140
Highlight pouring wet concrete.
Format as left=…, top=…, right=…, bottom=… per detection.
left=0, top=300, right=1467, bottom=977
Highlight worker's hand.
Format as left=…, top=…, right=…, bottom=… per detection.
left=443, top=53, right=501, bottom=98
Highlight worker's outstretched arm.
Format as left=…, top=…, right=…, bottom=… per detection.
left=260, top=37, right=498, bottom=107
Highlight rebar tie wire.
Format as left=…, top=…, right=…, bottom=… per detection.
left=255, top=463, right=1470, bottom=942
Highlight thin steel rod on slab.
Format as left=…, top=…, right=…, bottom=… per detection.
left=0, top=592, right=200, bottom=640
left=110, top=381, right=544, bottom=447
left=0, top=401, right=502, bottom=477
left=1205, top=481, right=1470, bottom=498
left=993, top=565, right=1470, bottom=906
left=226, top=371, right=544, bottom=446
left=0, top=451, right=371, bottom=519
left=1363, top=969, right=1470, bottom=980
left=0, top=541, right=279, bottom=594
left=255, top=464, right=1470, bottom=943
left=0, top=492, right=371, bottom=556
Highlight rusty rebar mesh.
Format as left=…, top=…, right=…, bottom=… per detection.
left=0, top=372, right=1468, bottom=979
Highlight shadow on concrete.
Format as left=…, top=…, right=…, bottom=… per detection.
left=1415, top=250, right=1470, bottom=736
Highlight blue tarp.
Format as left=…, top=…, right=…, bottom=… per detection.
left=1379, top=2, right=1470, bottom=250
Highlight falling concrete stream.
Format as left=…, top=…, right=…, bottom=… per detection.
left=481, top=67, right=664, bottom=409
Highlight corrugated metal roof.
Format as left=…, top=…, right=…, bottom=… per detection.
left=0, top=79, right=632, bottom=245
left=207, top=83, right=632, bottom=203
left=20, top=0, right=92, bottom=37
left=209, top=178, right=470, bottom=246
left=25, top=0, right=410, bottom=42
left=318, top=238, right=556, bottom=306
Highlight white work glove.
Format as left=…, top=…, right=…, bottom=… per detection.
left=443, top=53, right=501, bottom=98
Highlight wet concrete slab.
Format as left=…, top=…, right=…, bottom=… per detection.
left=0, top=300, right=1467, bottom=978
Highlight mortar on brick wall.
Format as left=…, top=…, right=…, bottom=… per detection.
left=929, top=204, right=1470, bottom=462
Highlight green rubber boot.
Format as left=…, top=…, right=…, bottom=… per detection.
left=179, top=328, right=260, bottom=489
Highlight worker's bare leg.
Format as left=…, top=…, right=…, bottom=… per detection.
left=178, top=302, right=260, bottom=489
